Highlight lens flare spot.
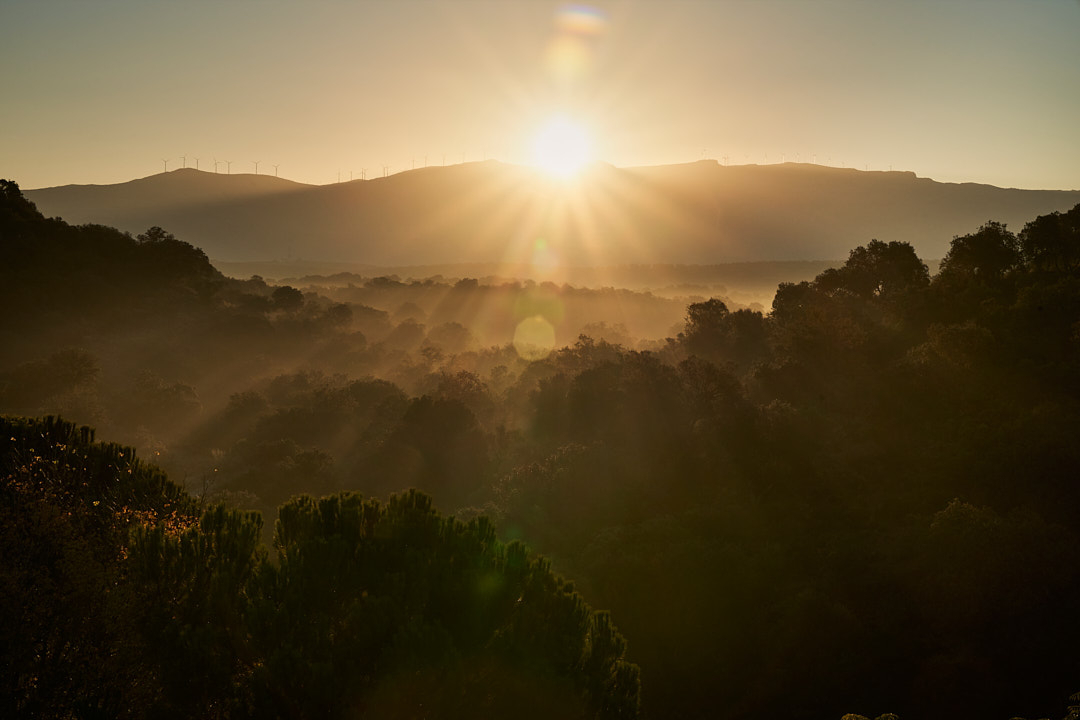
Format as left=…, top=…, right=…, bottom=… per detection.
left=546, top=4, right=607, bottom=83
left=545, top=36, right=591, bottom=81
left=513, top=315, right=557, bottom=361
left=555, top=4, right=608, bottom=36
left=531, top=236, right=560, bottom=268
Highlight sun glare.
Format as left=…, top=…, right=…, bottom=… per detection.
left=530, top=116, right=593, bottom=179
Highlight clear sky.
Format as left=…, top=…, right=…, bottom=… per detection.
left=3, top=0, right=1078, bottom=190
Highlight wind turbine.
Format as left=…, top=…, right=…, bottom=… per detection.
left=193, top=157, right=200, bottom=171
left=162, top=158, right=169, bottom=173
left=181, top=154, right=187, bottom=169
left=360, top=168, right=366, bottom=180
left=273, top=164, right=279, bottom=177
left=225, top=160, right=232, bottom=174
left=252, top=160, right=260, bottom=175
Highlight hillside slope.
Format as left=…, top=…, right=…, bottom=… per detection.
left=26, top=162, right=1080, bottom=265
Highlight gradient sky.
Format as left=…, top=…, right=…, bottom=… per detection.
left=3, top=0, right=1078, bottom=191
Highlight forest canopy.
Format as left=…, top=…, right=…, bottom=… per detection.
left=0, top=415, right=639, bottom=719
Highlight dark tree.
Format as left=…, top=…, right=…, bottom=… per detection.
left=0, top=178, right=44, bottom=229
left=937, top=221, right=1022, bottom=282
left=248, top=490, right=641, bottom=719
left=682, top=298, right=767, bottom=367
left=368, top=395, right=489, bottom=506
left=816, top=239, right=929, bottom=299
left=271, top=285, right=305, bottom=312
left=136, top=226, right=176, bottom=244
left=0, top=416, right=197, bottom=719
left=1020, top=203, right=1080, bottom=273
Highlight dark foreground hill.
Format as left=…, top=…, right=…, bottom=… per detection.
left=26, top=162, right=1080, bottom=266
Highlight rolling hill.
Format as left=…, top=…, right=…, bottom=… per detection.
left=25, top=162, right=1080, bottom=267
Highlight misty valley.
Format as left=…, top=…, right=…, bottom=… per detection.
left=4, top=175, right=1080, bottom=720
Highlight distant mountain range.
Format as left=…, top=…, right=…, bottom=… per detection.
left=24, top=162, right=1080, bottom=266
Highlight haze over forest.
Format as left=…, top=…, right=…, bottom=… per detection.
left=4, top=1, right=1080, bottom=719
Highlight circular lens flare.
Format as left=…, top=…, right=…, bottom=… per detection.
left=513, top=315, right=557, bottom=360
left=530, top=115, right=593, bottom=179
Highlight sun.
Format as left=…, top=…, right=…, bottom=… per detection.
left=530, top=115, right=593, bottom=179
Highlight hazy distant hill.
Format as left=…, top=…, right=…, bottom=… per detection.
left=28, top=168, right=308, bottom=216
left=26, top=162, right=1080, bottom=265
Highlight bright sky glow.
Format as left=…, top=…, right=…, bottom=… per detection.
left=531, top=116, right=593, bottom=178
left=1, top=1, right=1078, bottom=190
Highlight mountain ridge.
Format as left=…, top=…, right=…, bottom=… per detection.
left=24, top=162, right=1080, bottom=266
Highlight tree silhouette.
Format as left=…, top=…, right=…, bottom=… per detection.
left=129, top=505, right=265, bottom=717
left=136, top=226, right=176, bottom=244
left=0, top=416, right=197, bottom=718
left=937, top=221, right=1021, bottom=282
left=682, top=298, right=767, bottom=367
left=1020, top=204, right=1080, bottom=272
left=249, top=489, right=640, bottom=719
left=271, top=285, right=304, bottom=312
left=816, top=239, right=929, bottom=299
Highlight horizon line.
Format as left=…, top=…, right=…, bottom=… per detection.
left=24, top=160, right=1080, bottom=193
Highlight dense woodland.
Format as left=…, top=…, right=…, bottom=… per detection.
left=3, top=176, right=1080, bottom=719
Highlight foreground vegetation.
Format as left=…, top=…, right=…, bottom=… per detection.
left=0, top=415, right=639, bottom=719
left=3, top=177, right=1080, bottom=718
